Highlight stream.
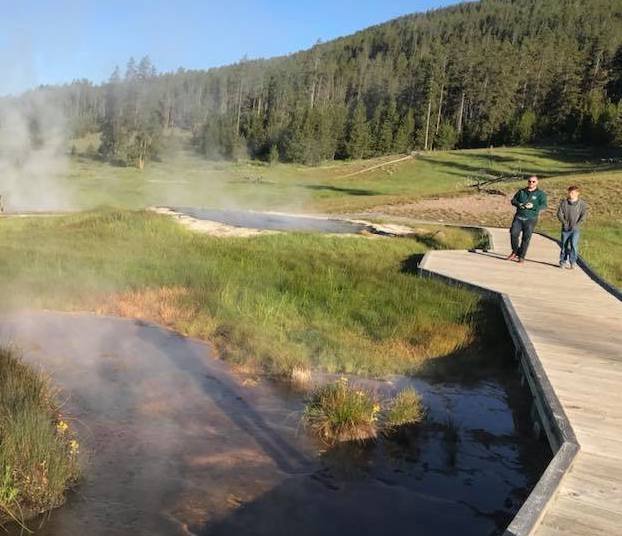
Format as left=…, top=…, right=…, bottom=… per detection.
left=1, top=311, right=550, bottom=536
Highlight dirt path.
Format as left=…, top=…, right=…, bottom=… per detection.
left=336, top=154, right=413, bottom=178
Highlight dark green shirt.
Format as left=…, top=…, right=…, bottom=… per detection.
left=511, top=188, right=547, bottom=220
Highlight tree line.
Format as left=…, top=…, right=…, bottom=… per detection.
left=5, top=0, right=622, bottom=168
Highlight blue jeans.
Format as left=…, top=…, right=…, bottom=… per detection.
left=510, top=217, right=537, bottom=258
left=560, top=229, right=580, bottom=265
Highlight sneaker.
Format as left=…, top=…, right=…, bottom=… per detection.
left=559, top=261, right=565, bottom=268
left=518, top=257, right=525, bottom=264
left=506, top=253, right=518, bottom=261
left=567, top=263, right=575, bottom=270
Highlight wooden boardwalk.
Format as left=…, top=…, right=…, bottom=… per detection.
left=420, top=228, right=622, bottom=535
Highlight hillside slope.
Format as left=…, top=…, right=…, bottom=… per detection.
left=6, top=0, right=622, bottom=167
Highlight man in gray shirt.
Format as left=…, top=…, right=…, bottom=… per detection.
left=557, top=185, right=587, bottom=269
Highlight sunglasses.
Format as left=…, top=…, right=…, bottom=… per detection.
left=528, top=180, right=537, bottom=183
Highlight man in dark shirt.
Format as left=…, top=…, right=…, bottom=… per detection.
left=507, top=176, right=548, bottom=263
left=557, top=185, right=587, bottom=269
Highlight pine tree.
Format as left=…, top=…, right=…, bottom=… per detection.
left=345, top=101, right=370, bottom=160
left=393, top=110, right=415, bottom=153
left=513, top=110, right=537, bottom=145
left=125, top=57, right=137, bottom=81
left=377, top=97, right=397, bottom=154
left=434, top=121, right=458, bottom=150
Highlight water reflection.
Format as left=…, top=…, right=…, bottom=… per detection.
left=172, top=207, right=370, bottom=234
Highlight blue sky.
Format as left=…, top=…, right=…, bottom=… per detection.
left=0, top=0, right=459, bottom=95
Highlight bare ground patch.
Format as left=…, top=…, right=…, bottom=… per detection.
left=370, top=193, right=513, bottom=226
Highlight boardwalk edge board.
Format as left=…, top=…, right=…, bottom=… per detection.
left=417, top=229, right=581, bottom=536
left=535, top=232, right=621, bottom=302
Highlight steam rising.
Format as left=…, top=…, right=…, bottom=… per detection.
left=0, top=91, right=71, bottom=212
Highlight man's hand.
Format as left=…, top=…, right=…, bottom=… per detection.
left=524, top=202, right=534, bottom=209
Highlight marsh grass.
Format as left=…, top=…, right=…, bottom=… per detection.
left=303, top=381, right=427, bottom=444
left=384, top=387, right=425, bottom=429
left=0, top=210, right=482, bottom=377
left=303, top=378, right=380, bottom=444
left=0, top=346, right=79, bottom=525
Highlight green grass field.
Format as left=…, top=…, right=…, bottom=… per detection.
left=61, top=137, right=618, bottom=210
left=0, top=210, right=484, bottom=377
left=59, top=139, right=621, bottom=287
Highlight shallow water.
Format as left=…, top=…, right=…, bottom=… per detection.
left=0, top=312, right=550, bottom=536
left=172, top=207, right=369, bottom=234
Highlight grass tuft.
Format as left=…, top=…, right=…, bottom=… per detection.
left=384, top=387, right=424, bottom=429
left=0, top=346, right=80, bottom=525
left=303, top=378, right=380, bottom=444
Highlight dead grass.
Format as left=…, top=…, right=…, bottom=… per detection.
left=94, top=287, right=206, bottom=333
left=289, top=367, right=313, bottom=391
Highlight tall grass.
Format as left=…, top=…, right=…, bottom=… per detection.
left=0, top=210, right=482, bottom=376
left=384, top=387, right=424, bottom=429
left=0, top=346, right=79, bottom=525
left=303, top=378, right=380, bottom=444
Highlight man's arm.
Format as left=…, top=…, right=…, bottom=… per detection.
left=511, top=190, right=522, bottom=208
left=557, top=200, right=566, bottom=224
left=539, top=191, right=548, bottom=211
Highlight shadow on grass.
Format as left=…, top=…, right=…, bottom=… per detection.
left=417, top=155, right=579, bottom=180
left=418, top=146, right=622, bottom=182
left=302, top=184, right=379, bottom=196
left=399, top=253, right=516, bottom=383
left=417, top=300, right=515, bottom=384
left=399, top=253, right=425, bottom=274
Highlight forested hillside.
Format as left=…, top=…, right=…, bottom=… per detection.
left=5, top=0, right=622, bottom=167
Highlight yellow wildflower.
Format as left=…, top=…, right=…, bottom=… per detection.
left=69, top=440, right=80, bottom=455
left=56, top=420, right=69, bottom=434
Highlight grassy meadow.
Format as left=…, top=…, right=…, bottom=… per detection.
left=61, top=138, right=622, bottom=287
left=0, top=210, right=484, bottom=377
left=63, top=132, right=471, bottom=212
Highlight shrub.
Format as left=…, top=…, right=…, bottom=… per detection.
left=384, top=387, right=424, bottom=429
left=0, top=346, right=80, bottom=524
left=303, top=378, right=379, bottom=444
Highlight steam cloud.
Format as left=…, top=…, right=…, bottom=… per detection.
left=0, top=91, right=72, bottom=212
